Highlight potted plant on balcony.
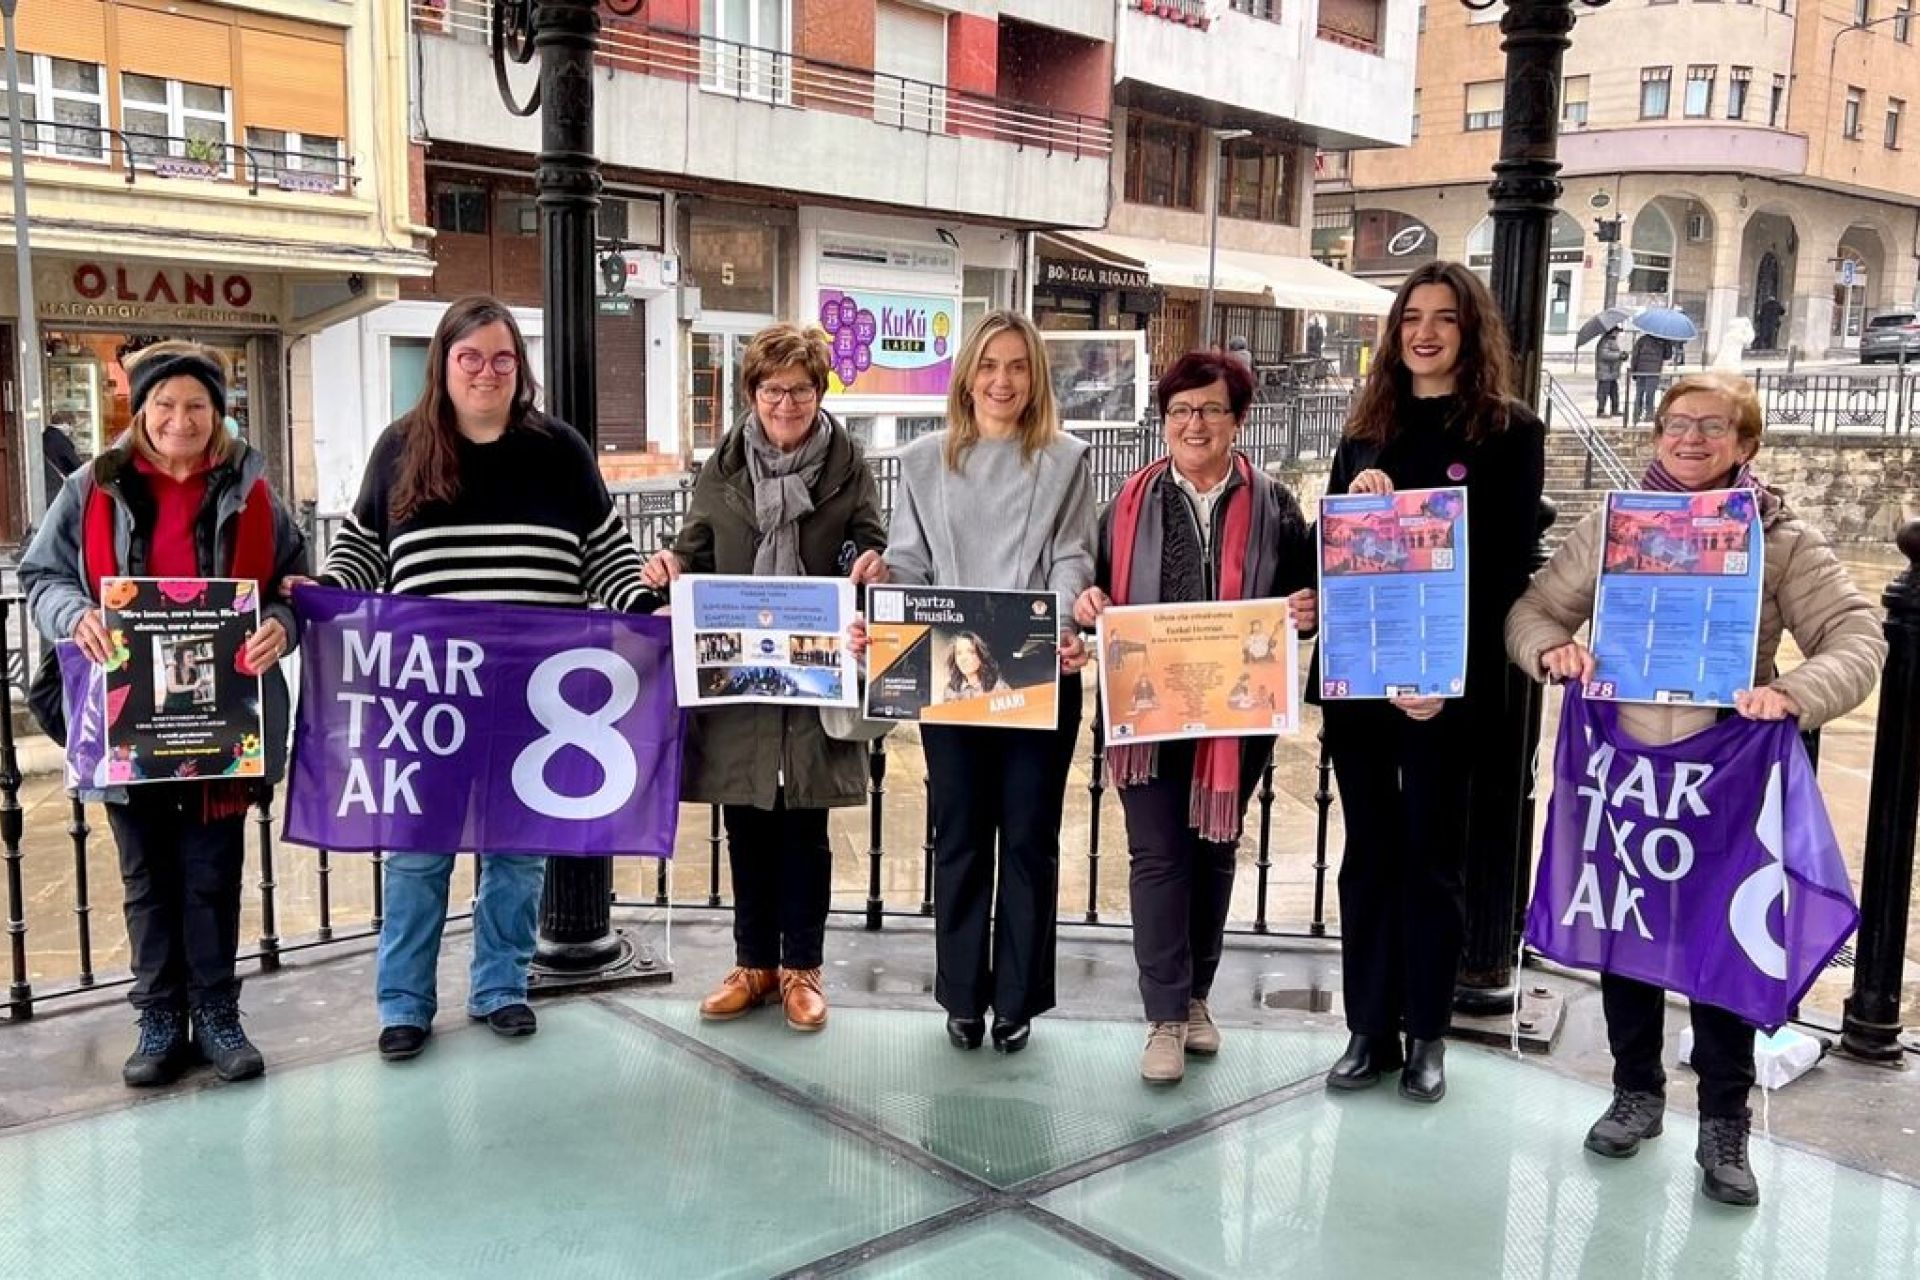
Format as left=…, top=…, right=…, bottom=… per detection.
left=155, top=136, right=225, bottom=181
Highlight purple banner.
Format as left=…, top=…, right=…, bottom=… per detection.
left=285, top=586, right=683, bottom=858
left=57, top=642, right=111, bottom=792
left=1524, top=685, right=1858, bottom=1030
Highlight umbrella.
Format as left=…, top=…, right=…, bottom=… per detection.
left=1630, top=307, right=1699, bottom=342
left=1575, top=307, right=1633, bottom=347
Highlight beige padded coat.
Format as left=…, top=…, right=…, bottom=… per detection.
left=1504, top=489, right=1886, bottom=746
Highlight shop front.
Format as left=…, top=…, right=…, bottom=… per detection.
left=1, top=257, right=292, bottom=541
left=1031, top=243, right=1159, bottom=335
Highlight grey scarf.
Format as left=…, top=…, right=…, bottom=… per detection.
left=743, top=413, right=833, bottom=576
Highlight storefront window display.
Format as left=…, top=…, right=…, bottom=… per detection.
left=44, top=329, right=253, bottom=461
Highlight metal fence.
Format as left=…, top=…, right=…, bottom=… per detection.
left=1620, top=367, right=1920, bottom=435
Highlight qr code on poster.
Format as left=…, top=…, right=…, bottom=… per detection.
left=1432, top=548, right=1455, bottom=571
left=1724, top=552, right=1749, bottom=575
left=871, top=590, right=905, bottom=623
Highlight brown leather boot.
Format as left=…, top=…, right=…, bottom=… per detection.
left=699, top=967, right=779, bottom=1021
left=781, top=967, right=828, bottom=1032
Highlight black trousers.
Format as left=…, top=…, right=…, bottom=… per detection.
left=723, top=797, right=833, bottom=970
left=1603, top=972, right=1757, bottom=1118
left=922, top=676, right=1082, bottom=1022
left=1120, top=740, right=1267, bottom=1022
left=1326, top=708, right=1473, bottom=1041
left=107, top=788, right=247, bottom=1011
left=1596, top=378, right=1619, bottom=417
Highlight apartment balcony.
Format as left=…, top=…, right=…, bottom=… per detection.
left=411, top=2, right=1113, bottom=229
left=1559, top=124, right=1808, bottom=179
left=1115, top=0, right=1413, bottom=150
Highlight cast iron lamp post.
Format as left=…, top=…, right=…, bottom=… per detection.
left=1452, top=0, right=1609, bottom=1018
left=492, top=0, right=663, bottom=987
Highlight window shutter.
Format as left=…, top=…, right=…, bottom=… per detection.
left=18, top=0, right=108, bottom=63
left=116, top=9, right=232, bottom=85
left=239, top=29, right=346, bottom=137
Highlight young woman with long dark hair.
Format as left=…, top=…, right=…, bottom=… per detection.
left=315, top=295, right=657, bottom=1062
left=1317, top=261, right=1545, bottom=1104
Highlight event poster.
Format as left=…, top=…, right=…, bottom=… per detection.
left=864, top=587, right=1061, bottom=729
left=671, top=575, right=858, bottom=708
left=1587, top=488, right=1764, bottom=707
left=99, top=577, right=265, bottom=783
left=1096, top=600, right=1300, bottom=745
left=817, top=289, right=956, bottom=396
left=1316, top=487, right=1470, bottom=699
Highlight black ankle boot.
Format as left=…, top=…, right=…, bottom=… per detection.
left=124, top=1006, right=193, bottom=1087
left=1696, top=1114, right=1760, bottom=1207
left=990, top=1017, right=1030, bottom=1054
left=1399, top=1037, right=1446, bottom=1103
left=1326, top=1032, right=1404, bottom=1091
left=946, top=1015, right=985, bottom=1050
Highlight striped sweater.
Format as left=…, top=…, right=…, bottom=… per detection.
left=320, top=416, right=658, bottom=612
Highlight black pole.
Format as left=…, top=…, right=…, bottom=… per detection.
left=497, top=0, right=645, bottom=985
left=1841, top=521, right=1920, bottom=1063
left=1457, top=0, right=1588, bottom=1014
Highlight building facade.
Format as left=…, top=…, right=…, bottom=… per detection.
left=0, top=0, right=431, bottom=535
left=1319, top=0, right=1920, bottom=360
left=1035, top=0, right=1416, bottom=377
left=306, top=0, right=1117, bottom=507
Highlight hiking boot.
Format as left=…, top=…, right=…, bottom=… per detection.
left=123, top=1006, right=193, bottom=1088
left=1141, top=1021, right=1187, bottom=1085
left=191, top=996, right=265, bottom=1083
left=699, top=967, right=780, bottom=1021
left=1696, top=1114, right=1760, bottom=1207
left=1584, top=1089, right=1666, bottom=1158
left=780, top=967, right=828, bottom=1032
left=1185, top=998, right=1221, bottom=1055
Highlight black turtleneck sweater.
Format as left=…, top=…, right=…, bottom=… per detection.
left=1326, top=393, right=1546, bottom=699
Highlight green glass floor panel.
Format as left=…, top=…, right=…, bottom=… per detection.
left=630, top=997, right=1343, bottom=1188
left=1041, top=1046, right=1920, bottom=1279
left=844, top=1213, right=1134, bottom=1279
left=0, top=1003, right=967, bottom=1280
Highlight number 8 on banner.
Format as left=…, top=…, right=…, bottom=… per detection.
left=510, top=649, right=640, bottom=820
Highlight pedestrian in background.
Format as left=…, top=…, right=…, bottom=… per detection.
left=1594, top=328, right=1623, bottom=418
left=22, top=341, right=307, bottom=1088
left=1630, top=329, right=1666, bottom=421
left=643, top=323, right=888, bottom=1034
left=885, top=309, right=1096, bottom=1056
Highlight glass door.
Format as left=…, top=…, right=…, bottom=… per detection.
left=690, top=330, right=753, bottom=454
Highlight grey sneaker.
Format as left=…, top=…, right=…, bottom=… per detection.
left=1185, top=998, right=1221, bottom=1055
left=1584, top=1088, right=1666, bottom=1158
left=1141, top=1022, right=1187, bottom=1085
left=1696, top=1114, right=1760, bottom=1207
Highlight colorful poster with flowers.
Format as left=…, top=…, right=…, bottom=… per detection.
left=99, top=577, right=265, bottom=783
left=817, top=289, right=957, bottom=396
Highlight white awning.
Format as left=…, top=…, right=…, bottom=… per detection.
left=1046, top=230, right=1395, bottom=316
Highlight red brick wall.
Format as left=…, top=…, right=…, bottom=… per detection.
left=946, top=13, right=997, bottom=97
left=998, top=22, right=1111, bottom=120
left=798, top=0, right=875, bottom=69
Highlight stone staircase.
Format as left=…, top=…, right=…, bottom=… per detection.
left=1536, top=374, right=1645, bottom=552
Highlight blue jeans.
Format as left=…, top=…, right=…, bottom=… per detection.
left=375, top=853, right=547, bottom=1029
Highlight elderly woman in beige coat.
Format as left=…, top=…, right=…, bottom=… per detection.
left=1506, top=369, right=1884, bottom=1210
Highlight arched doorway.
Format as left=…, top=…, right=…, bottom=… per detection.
left=1625, top=205, right=1675, bottom=306
left=1465, top=212, right=1586, bottom=349
left=1739, top=211, right=1799, bottom=352
left=1832, top=225, right=1889, bottom=348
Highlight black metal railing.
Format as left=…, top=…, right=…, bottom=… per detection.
left=1621, top=366, right=1920, bottom=435
left=6, top=120, right=358, bottom=196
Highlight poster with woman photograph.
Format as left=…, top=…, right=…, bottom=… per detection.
left=1041, top=330, right=1148, bottom=428
left=670, top=575, right=859, bottom=708
left=98, top=577, right=265, bottom=783
left=864, top=586, right=1061, bottom=729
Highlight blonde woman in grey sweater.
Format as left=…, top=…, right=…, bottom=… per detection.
left=885, top=309, right=1097, bottom=1055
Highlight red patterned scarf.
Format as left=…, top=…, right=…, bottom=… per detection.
left=1105, top=455, right=1254, bottom=842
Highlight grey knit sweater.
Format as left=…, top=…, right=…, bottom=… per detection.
left=883, top=430, right=1096, bottom=600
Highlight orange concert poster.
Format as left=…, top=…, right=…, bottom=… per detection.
left=1096, top=600, right=1300, bottom=746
